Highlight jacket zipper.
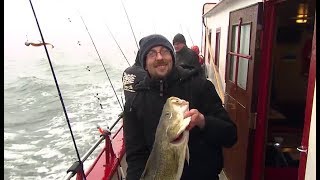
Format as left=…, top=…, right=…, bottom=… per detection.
left=160, top=80, right=163, bottom=97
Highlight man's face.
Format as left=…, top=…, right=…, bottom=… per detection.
left=145, top=46, right=173, bottom=79
left=173, top=42, right=185, bottom=52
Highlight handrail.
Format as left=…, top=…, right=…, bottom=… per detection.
left=62, top=136, right=105, bottom=180
left=110, top=112, right=123, bottom=131
left=62, top=112, right=124, bottom=180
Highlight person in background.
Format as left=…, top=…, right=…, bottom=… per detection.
left=191, top=45, right=204, bottom=65
left=122, top=37, right=149, bottom=102
left=172, top=33, right=201, bottom=71
left=191, top=45, right=207, bottom=77
left=123, top=34, right=237, bottom=180
left=122, top=50, right=147, bottom=102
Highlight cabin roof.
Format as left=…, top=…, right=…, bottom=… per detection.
left=203, top=0, right=263, bottom=17
left=203, top=0, right=230, bottom=17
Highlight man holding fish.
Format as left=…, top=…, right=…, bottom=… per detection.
left=123, top=34, right=237, bottom=180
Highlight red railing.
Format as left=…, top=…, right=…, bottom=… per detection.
left=63, top=115, right=125, bottom=180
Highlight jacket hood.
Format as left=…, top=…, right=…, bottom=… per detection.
left=173, top=33, right=186, bottom=44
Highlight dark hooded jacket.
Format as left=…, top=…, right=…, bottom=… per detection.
left=176, top=45, right=202, bottom=71
left=122, top=51, right=147, bottom=102
left=123, top=34, right=237, bottom=180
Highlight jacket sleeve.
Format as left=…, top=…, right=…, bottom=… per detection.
left=191, top=50, right=202, bottom=69
left=199, top=79, right=237, bottom=148
left=123, top=103, right=149, bottom=180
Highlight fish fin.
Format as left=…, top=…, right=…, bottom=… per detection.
left=140, top=154, right=153, bottom=179
left=186, top=145, right=190, bottom=165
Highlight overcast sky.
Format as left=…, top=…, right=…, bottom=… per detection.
left=5, top=0, right=217, bottom=66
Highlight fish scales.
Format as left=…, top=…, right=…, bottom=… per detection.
left=140, top=96, right=191, bottom=180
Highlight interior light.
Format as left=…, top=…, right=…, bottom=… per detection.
left=296, top=3, right=308, bottom=24
left=296, top=19, right=307, bottom=23
left=274, top=143, right=281, bottom=147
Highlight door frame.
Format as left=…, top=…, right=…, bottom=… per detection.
left=252, top=0, right=315, bottom=179
left=298, top=16, right=316, bottom=180
left=251, top=0, right=276, bottom=179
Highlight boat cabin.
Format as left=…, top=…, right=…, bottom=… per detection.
left=202, top=0, right=316, bottom=179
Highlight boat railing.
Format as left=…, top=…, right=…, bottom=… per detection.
left=62, top=112, right=123, bottom=180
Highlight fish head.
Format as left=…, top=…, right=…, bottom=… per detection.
left=160, top=96, right=191, bottom=145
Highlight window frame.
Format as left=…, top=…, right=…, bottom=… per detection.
left=215, top=27, right=221, bottom=68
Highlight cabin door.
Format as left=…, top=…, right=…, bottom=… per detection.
left=223, top=3, right=263, bottom=180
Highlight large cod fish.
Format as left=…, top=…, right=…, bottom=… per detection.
left=140, top=96, right=191, bottom=180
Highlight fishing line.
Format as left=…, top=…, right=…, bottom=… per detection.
left=105, top=23, right=131, bottom=67
left=179, top=24, right=184, bottom=35
left=120, top=0, right=139, bottom=50
left=77, top=10, right=123, bottom=111
left=186, top=27, right=194, bottom=46
left=27, top=0, right=86, bottom=179
left=25, top=34, right=30, bottom=46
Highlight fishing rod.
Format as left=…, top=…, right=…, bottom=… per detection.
left=27, top=0, right=86, bottom=179
left=105, top=23, right=131, bottom=67
left=179, top=24, right=194, bottom=46
left=179, top=24, right=184, bottom=35
left=77, top=10, right=123, bottom=111
left=120, top=0, right=139, bottom=50
left=186, top=27, right=195, bottom=46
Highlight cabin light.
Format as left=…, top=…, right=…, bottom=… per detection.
left=274, top=142, right=281, bottom=147
left=296, top=3, right=308, bottom=23
left=296, top=19, right=307, bottom=23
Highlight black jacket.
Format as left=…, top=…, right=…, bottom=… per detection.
left=123, top=66, right=237, bottom=180
left=176, top=46, right=202, bottom=70
left=122, top=52, right=147, bottom=102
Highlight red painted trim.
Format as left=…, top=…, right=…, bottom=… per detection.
left=208, top=29, right=212, bottom=64
left=204, top=28, right=208, bottom=64
left=76, top=126, right=125, bottom=180
left=215, top=28, right=221, bottom=67
left=86, top=145, right=106, bottom=176
left=298, top=21, right=316, bottom=180
left=251, top=1, right=275, bottom=179
left=228, top=51, right=252, bottom=59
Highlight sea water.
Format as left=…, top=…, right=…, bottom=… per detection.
left=4, top=46, right=129, bottom=179
left=3, top=0, right=143, bottom=178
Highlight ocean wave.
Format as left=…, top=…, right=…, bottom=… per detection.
left=4, top=59, right=125, bottom=180
left=4, top=132, right=17, bottom=141
left=4, top=150, right=24, bottom=160
left=6, top=144, right=37, bottom=151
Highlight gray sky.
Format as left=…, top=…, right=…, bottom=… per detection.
left=5, top=0, right=217, bottom=66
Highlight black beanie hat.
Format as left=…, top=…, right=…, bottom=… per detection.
left=138, top=34, right=175, bottom=69
left=173, top=33, right=186, bottom=44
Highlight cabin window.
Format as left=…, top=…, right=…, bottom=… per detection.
left=215, top=28, right=221, bottom=68
left=228, top=22, right=252, bottom=90
left=237, top=24, right=251, bottom=89
left=208, top=29, right=212, bottom=64
left=229, top=26, right=239, bottom=82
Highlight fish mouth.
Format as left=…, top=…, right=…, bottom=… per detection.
left=171, top=131, right=188, bottom=144
left=170, top=116, right=191, bottom=145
